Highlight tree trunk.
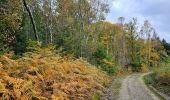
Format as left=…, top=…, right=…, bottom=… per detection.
left=23, top=0, right=39, bottom=41
left=49, top=0, right=53, bottom=44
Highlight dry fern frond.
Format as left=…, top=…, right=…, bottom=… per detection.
left=0, top=48, right=110, bottom=100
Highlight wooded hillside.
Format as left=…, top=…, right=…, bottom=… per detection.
left=1, top=0, right=170, bottom=99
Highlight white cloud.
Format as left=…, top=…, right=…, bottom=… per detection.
left=112, top=1, right=121, bottom=9
left=106, top=0, right=170, bottom=42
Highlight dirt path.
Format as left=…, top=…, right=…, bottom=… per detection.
left=118, top=73, right=159, bottom=100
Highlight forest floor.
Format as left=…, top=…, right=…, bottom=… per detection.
left=103, top=73, right=160, bottom=100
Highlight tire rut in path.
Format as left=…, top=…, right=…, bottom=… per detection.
left=119, top=73, right=160, bottom=100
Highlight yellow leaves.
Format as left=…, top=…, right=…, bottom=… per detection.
left=21, top=81, right=33, bottom=93
left=0, top=62, right=2, bottom=68
left=0, top=84, right=9, bottom=100
left=0, top=55, right=18, bottom=71
left=98, top=21, right=113, bottom=28
left=0, top=48, right=109, bottom=99
left=103, top=59, right=114, bottom=65
left=0, top=81, right=8, bottom=95
left=0, top=76, right=27, bottom=99
left=141, top=64, right=149, bottom=73
left=150, top=52, right=160, bottom=61
left=51, top=91, right=68, bottom=100
left=5, top=13, right=21, bottom=31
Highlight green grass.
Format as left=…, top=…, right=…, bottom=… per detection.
left=91, top=94, right=101, bottom=100
left=143, top=73, right=166, bottom=100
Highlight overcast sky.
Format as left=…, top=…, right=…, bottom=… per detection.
left=106, top=0, right=170, bottom=43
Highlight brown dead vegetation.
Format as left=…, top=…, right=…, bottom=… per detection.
left=0, top=48, right=109, bottom=100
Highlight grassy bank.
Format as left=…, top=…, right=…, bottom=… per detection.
left=143, top=64, right=170, bottom=99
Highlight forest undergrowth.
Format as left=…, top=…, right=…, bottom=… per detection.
left=0, top=46, right=109, bottom=100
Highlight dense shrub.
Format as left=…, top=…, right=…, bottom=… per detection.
left=0, top=47, right=109, bottom=99
left=131, top=62, right=142, bottom=72
left=93, top=45, right=118, bottom=75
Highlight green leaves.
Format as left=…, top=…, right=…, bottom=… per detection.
left=93, top=45, right=117, bottom=75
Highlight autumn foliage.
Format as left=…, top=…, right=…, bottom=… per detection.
left=0, top=47, right=109, bottom=100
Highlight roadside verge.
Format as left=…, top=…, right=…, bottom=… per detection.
left=143, top=73, right=170, bottom=100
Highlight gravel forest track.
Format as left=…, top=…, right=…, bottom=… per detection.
left=118, top=73, right=159, bottom=100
